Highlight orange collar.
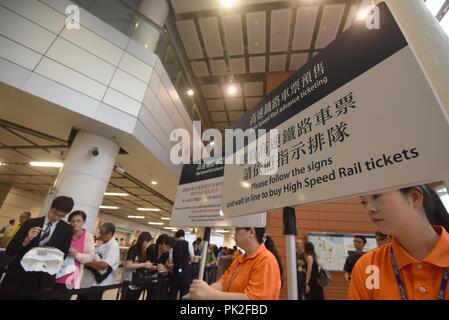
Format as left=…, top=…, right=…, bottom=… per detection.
left=392, top=226, right=449, bottom=270
left=238, top=243, right=266, bottom=263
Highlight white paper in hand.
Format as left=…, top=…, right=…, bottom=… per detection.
left=20, top=247, right=64, bottom=275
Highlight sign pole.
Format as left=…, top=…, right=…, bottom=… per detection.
left=198, top=227, right=211, bottom=281
left=283, top=206, right=298, bottom=300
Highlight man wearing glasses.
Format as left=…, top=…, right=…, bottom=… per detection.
left=0, top=196, right=74, bottom=299
left=343, top=235, right=367, bottom=282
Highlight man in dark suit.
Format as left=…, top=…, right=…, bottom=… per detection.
left=170, top=229, right=192, bottom=299
left=0, top=196, right=74, bottom=299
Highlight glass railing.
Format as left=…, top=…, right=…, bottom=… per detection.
left=71, top=0, right=202, bottom=122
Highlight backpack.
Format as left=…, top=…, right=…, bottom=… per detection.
left=317, top=265, right=332, bottom=288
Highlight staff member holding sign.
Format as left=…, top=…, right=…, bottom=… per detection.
left=187, top=227, right=282, bottom=300
left=349, top=185, right=449, bottom=300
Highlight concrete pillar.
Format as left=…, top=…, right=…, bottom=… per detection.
left=0, top=182, right=12, bottom=209
left=195, top=227, right=205, bottom=240
left=133, top=0, right=169, bottom=52
left=40, top=131, right=119, bottom=232
left=223, top=232, right=234, bottom=248
left=372, top=0, right=449, bottom=119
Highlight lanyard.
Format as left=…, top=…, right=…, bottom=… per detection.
left=225, top=262, right=241, bottom=292
left=390, top=246, right=449, bottom=300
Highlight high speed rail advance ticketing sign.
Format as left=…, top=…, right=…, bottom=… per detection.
left=171, top=160, right=266, bottom=227
left=221, top=2, right=449, bottom=218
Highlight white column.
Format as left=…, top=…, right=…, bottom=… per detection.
left=41, top=131, right=119, bottom=232
left=0, top=182, right=12, bottom=209
left=133, top=0, right=169, bottom=52
left=223, top=232, right=234, bottom=248
left=373, top=0, right=449, bottom=119
left=195, top=227, right=205, bottom=239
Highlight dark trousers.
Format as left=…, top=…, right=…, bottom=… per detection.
left=204, top=266, right=217, bottom=284
left=53, top=283, right=73, bottom=300
left=170, top=271, right=191, bottom=300
left=155, top=275, right=170, bottom=300
left=124, top=287, right=144, bottom=300
left=297, top=271, right=306, bottom=300
left=0, top=268, right=53, bottom=300
left=77, top=290, right=104, bottom=300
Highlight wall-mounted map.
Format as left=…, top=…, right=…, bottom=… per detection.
left=307, top=232, right=377, bottom=271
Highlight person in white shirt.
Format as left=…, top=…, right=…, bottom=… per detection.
left=78, top=223, right=120, bottom=300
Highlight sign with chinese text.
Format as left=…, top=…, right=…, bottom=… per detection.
left=221, top=3, right=449, bottom=217
left=171, top=159, right=266, bottom=227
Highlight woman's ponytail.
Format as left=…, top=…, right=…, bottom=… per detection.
left=264, top=235, right=284, bottom=284
left=250, top=228, right=284, bottom=285
left=401, top=185, right=449, bottom=232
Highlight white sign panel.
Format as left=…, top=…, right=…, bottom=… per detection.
left=221, top=3, right=449, bottom=218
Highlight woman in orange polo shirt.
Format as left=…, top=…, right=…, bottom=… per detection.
left=348, top=184, right=449, bottom=300
left=187, top=227, right=282, bottom=300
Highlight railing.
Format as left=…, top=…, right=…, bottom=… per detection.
left=71, top=0, right=202, bottom=123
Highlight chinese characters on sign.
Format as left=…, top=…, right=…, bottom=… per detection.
left=243, top=92, right=356, bottom=181
left=250, top=62, right=327, bottom=128
left=181, top=181, right=223, bottom=204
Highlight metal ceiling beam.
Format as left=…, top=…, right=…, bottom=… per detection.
left=0, top=118, right=67, bottom=144
left=436, top=0, right=449, bottom=21
left=0, top=145, right=68, bottom=150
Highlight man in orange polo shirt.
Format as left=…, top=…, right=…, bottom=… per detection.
left=188, top=227, right=282, bottom=300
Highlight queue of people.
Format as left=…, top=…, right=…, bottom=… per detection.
left=0, top=196, right=122, bottom=300
left=0, top=183, right=447, bottom=300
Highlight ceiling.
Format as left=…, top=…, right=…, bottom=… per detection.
left=168, top=0, right=364, bottom=132
left=0, top=119, right=174, bottom=229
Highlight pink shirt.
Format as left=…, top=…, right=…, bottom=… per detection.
left=56, top=229, right=87, bottom=286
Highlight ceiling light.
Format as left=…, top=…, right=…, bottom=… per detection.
left=100, top=206, right=119, bottom=210
left=227, top=85, right=237, bottom=95
left=241, top=181, right=251, bottom=189
left=357, top=6, right=372, bottom=21
left=104, top=192, right=128, bottom=197
left=137, top=208, right=161, bottom=212
left=29, top=161, right=63, bottom=168
left=151, top=180, right=158, bottom=185
left=221, top=0, right=236, bottom=7
left=144, top=44, right=148, bottom=48
left=161, top=217, right=171, bottom=220
left=128, top=215, right=145, bottom=219
left=148, top=222, right=164, bottom=225
left=163, top=227, right=178, bottom=230
left=187, top=89, right=194, bottom=96
left=0, top=162, right=5, bottom=166
left=215, top=229, right=230, bottom=233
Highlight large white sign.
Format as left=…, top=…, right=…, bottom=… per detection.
left=221, top=3, right=449, bottom=218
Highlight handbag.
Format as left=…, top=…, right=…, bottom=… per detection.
left=316, top=265, right=332, bottom=288
left=85, top=265, right=113, bottom=284
left=135, top=267, right=154, bottom=280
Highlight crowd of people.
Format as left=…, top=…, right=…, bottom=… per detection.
left=0, top=198, right=280, bottom=300
left=0, top=183, right=448, bottom=300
